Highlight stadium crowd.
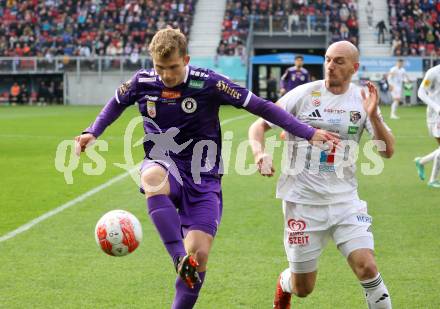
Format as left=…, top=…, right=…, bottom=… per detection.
left=0, top=0, right=196, bottom=57
left=218, top=0, right=359, bottom=56
left=388, top=0, right=440, bottom=56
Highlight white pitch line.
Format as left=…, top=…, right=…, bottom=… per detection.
left=0, top=171, right=132, bottom=243
left=0, top=113, right=252, bottom=243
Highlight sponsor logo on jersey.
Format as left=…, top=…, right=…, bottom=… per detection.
left=161, top=90, right=181, bottom=99
left=190, top=70, right=209, bottom=78
left=350, top=111, right=361, bottom=124
left=181, top=97, right=197, bottom=113
left=324, top=108, right=346, bottom=114
left=118, top=79, right=131, bottom=96
left=308, top=109, right=322, bottom=119
left=147, top=101, right=156, bottom=118
left=287, top=219, right=309, bottom=245
left=139, top=77, right=156, bottom=83
left=348, top=126, right=359, bottom=134
left=328, top=117, right=342, bottom=124
left=189, top=80, right=205, bottom=89
left=356, top=215, right=372, bottom=224
left=423, top=79, right=431, bottom=88
left=216, top=80, right=242, bottom=99
left=144, top=95, right=158, bottom=101
left=288, top=219, right=306, bottom=232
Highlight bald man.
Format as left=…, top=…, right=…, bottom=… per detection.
left=249, top=41, right=394, bottom=309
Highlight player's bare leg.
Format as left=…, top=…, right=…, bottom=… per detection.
left=347, top=249, right=392, bottom=308
left=273, top=269, right=317, bottom=308
left=390, top=99, right=399, bottom=119
left=415, top=137, right=440, bottom=187
left=172, top=230, right=213, bottom=308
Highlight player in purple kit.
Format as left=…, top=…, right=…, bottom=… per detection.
left=74, top=28, right=338, bottom=309
left=280, top=55, right=310, bottom=96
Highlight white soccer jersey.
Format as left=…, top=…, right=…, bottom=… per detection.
left=387, top=66, right=407, bottom=87
left=272, top=80, right=390, bottom=205
left=418, top=64, right=440, bottom=124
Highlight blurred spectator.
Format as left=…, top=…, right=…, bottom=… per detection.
left=218, top=0, right=360, bottom=55
left=365, top=1, right=374, bottom=29
left=19, top=83, right=29, bottom=104
left=403, top=81, right=413, bottom=105
left=0, top=0, right=196, bottom=57
left=266, top=74, right=278, bottom=103
left=376, top=20, right=387, bottom=44
left=9, top=82, right=20, bottom=104
left=378, top=74, right=392, bottom=105
left=388, top=0, right=440, bottom=56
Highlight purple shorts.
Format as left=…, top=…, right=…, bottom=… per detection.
left=140, top=159, right=223, bottom=237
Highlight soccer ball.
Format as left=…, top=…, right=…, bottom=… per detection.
left=95, top=210, right=143, bottom=256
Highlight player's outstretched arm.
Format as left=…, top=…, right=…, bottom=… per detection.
left=244, top=97, right=339, bottom=144
left=74, top=97, right=128, bottom=156
left=362, top=82, right=395, bottom=158
left=248, top=118, right=275, bottom=177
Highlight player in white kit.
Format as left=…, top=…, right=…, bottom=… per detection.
left=415, top=64, right=440, bottom=188
left=387, top=59, right=410, bottom=119
left=249, top=41, right=395, bottom=308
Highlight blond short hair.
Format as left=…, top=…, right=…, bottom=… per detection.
left=149, top=28, right=188, bottom=58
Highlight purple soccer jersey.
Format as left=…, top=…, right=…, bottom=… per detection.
left=85, top=65, right=316, bottom=176
left=280, top=66, right=310, bottom=92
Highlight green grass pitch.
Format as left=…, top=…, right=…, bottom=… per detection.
left=0, top=104, right=439, bottom=308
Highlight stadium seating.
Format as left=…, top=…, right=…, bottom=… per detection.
left=388, top=0, right=440, bottom=56
left=0, top=0, right=196, bottom=57
left=217, top=0, right=360, bottom=56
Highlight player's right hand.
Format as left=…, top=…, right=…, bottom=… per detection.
left=74, top=133, right=96, bottom=156
left=255, top=153, right=275, bottom=177
left=309, top=129, right=340, bottom=150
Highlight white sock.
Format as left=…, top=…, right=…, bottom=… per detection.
left=390, top=101, right=398, bottom=116
left=429, top=149, right=440, bottom=183
left=419, top=147, right=440, bottom=165
left=361, top=273, right=392, bottom=309
left=280, top=268, right=292, bottom=293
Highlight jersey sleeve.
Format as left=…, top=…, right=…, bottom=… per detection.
left=418, top=67, right=440, bottom=114
left=114, top=72, right=139, bottom=106
left=211, top=71, right=315, bottom=140
left=211, top=72, right=255, bottom=108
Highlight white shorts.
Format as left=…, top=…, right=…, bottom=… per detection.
left=427, top=121, right=440, bottom=138
left=282, top=200, right=374, bottom=271
left=391, top=86, right=401, bottom=100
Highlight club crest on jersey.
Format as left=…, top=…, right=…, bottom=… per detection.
left=350, top=111, right=361, bottom=124
left=181, top=97, right=197, bottom=113
left=162, top=90, right=181, bottom=99
left=147, top=101, right=156, bottom=118
left=118, top=79, right=131, bottom=96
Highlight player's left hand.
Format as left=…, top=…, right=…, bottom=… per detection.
left=362, top=81, right=379, bottom=118
left=255, top=153, right=275, bottom=177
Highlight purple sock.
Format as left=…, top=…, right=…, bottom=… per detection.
left=146, top=195, right=186, bottom=264
left=172, top=272, right=206, bottom=309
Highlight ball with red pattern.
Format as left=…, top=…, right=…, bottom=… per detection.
left=95, top=210, right=143, bottom=256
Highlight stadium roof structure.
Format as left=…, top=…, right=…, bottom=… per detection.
left=251, top=53, right=324, bottom=65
